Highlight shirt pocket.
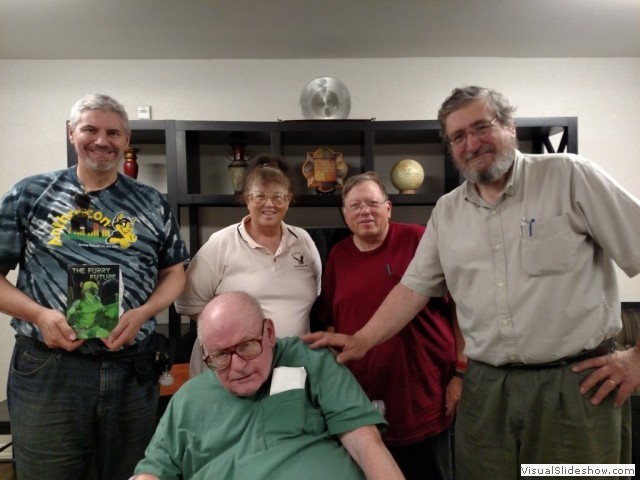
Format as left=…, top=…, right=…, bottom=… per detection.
left=262, top=389, right=307, bottom=448
left=520, top=214, right=581, bottom=276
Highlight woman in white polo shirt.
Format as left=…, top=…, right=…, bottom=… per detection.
left=175, top=154, right=322, bottom=376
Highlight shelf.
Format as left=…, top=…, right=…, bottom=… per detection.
left=66, top=115, right=579, bottom=238
left=126, top=120, right=172, bottom=143
left=176, top=193, right=441, bottom=208
left=177, top=194, right=245, bottom=207
left=372, top=120, right=443, bottom=144
left=64, top=116, right=578, bottom=219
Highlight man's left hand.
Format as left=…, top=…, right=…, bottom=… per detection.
left=445, top=375, right=463, bottom=416
left=573, top=346, right=640, bottom=407
left=103, top=308, right=147, bottom=350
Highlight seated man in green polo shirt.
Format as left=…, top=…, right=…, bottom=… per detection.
left=132, top=291, right=404, bottom=480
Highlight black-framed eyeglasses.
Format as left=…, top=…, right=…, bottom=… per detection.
left=448, top=117, right=499, bottom=149
left=343, top=200, right=388, bottom=213
left=74, top=193, right=91, bottom=210
left=247, top=191, right=291, bottom=207
left=202, top=319, right=267, bottom=371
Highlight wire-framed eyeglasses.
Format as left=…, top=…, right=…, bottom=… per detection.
left=247, top=191, right=291, bottom=206
left=343, top=200, right=388, bottom=213
left=448, top=117, right=499, bottom=149
left=202, top=319, right=267, bottom=371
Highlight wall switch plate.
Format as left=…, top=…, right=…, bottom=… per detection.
left=137, top=105, right=151, bottom=120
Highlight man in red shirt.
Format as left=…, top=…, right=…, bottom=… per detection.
left=317, top=171, right=465, bottom=480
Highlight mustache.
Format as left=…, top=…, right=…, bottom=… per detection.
left=89, top=146, right=118, bottom=153
left=463, top=145, right=494, bottom=162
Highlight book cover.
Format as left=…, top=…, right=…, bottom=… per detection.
left=66, top=264, right=123, bottom=339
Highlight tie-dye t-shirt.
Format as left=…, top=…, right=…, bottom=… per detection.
left=0, top=166, right=189, bottom=353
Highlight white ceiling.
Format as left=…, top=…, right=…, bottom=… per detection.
left=1, top=0, right=639, bottom=60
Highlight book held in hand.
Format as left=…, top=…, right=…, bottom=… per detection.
left=66, top=264, right=123, bottom=339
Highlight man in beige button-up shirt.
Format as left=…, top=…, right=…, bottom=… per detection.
left=305, top=86, right=640, bottom=479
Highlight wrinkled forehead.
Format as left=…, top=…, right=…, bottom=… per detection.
left=75, top=109, right=128, bottom=132
left=444, top=99, right=495, bottom=133
left=344, top=180, right=384, bottom=200
left=200, top=312, right=263, bottom=349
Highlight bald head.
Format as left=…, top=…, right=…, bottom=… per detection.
left=198, top=292, right=266, bottom=341
left=197, top=292, right=277, bottom=396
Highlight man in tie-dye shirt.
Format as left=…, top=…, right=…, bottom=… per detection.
left=0, top=93, right=189, bottom=480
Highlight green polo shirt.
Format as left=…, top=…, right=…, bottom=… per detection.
left=135, top=337, right=385, bottom=479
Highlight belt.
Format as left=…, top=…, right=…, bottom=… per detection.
left=18, top=335, right=148, bottom=362
left=500, top=338, right=617, bottom=370
left=17, top=335, right=161, bottom=383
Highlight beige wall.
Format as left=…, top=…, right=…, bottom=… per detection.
left=0, top=57, right=639, bottom=401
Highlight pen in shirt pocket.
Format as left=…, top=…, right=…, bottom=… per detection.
left=520, top=217, right=535, bottom=237
left=385, top=264, right=392, bottom=276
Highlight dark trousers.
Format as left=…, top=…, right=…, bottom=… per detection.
left=9, top=336, right=159, bottom=480
left=388, top=426, right=453, bottom=480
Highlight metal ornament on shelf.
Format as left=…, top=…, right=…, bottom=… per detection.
left=124, top=147, right=139, bottom=179
left=300, top=77, right=351, bottom=120
left=302, top=147, right=348, bottom=195
left=227, top=143, right=251, bottom=194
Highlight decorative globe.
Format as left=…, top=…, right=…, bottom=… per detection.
left=390, top=159, right=424, bottom=194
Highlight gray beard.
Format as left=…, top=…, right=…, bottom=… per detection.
left=459, top=147, right=516, bottom=185
left=86, top=157, right=120, bottom=172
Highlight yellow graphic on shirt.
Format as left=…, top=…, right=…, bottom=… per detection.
left=106, top=212, right=138, bottom=249
left=48, top=206, right=138, bottom=249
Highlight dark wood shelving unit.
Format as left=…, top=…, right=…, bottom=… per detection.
left=66, top=117, right=578, bottom=223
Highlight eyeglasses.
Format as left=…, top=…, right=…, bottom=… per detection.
left=247, top=191, right=290, bottom=206
left=202, top=319, right=266, bottom=371
left=448, top=117, right=499, bottom=149
left=343, top=200, right=388, bottom=213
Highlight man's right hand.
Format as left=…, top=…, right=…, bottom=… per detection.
left=302, top=331, right=369, bottom=364
left=304, top=284, right=428, bottom=365
left=34, top=308, right=84, bottom=351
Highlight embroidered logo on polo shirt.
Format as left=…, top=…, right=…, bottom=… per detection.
left=291, top=251, right=307, bottom=268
